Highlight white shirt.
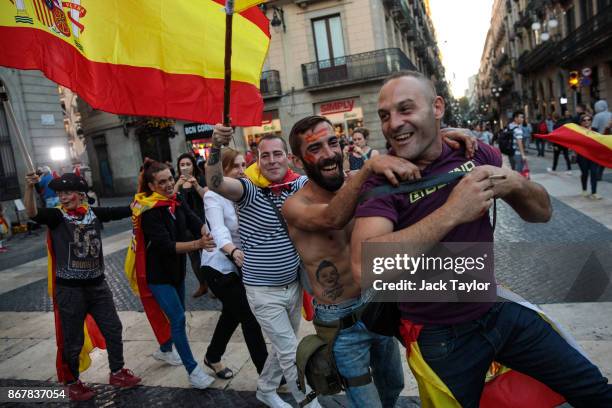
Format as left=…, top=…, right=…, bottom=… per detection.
left=200, top=190, right=241, bottom=274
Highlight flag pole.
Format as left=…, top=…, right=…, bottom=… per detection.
left=0, top=80, right=35, bottom=173
left=223, top=0, right=234, bottom=128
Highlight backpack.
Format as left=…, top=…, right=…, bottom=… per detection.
left=497, top=127, right=515, bottom=156
left=538, top=121, right=548, bottom=134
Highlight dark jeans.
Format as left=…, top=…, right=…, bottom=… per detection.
left=577, top=155, right=600, bottom=194
left=552, top=144, right=571, bottom=171
left=203, top=266, right=268, bottom=374
left=535, top=138, right=545, bottom=156
left=56, top=281, right=124, bottom=381
left=418, top=302, right=612, bottom=408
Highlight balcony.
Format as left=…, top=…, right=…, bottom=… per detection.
left=557, top=4, right=612, bottom=67
left=302, top=48, right=417, bottom=90
left=260, top=70, right=282, bottom=99
left=517, top=41, right=558, bottom=74
left=494, top=53, right=509, bottom=68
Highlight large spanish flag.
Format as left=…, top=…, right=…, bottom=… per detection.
left=0, top=0, right=270, bottom=126
left=535, top=124, right=612, bottom=168
left=400, top=286, right=588, bottom=408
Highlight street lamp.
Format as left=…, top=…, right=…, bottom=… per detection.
left=50, top=146, right=66, bottom=161
left=531, top=21, right=541, bottom=31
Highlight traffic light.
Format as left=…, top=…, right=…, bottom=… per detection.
left=569, top=71, right=579, bottom=90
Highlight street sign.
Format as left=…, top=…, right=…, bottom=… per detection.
left=581, top=67, right=592, bottom=77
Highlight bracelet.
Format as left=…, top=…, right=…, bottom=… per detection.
left=230, top=248, right=239, bottom=259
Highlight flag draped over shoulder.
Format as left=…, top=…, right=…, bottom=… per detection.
left=124, top=192, right=173, bottom=346
left=399, top=286, right=586, bottom=408
left=0, top=0, right=270, bottom=126
left=46, top=206, right=106, bottom=383
left=535, top=124, right=612, bottom=168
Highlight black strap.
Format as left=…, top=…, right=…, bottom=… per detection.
left=344, top=372, right=372, bottom=387
left=262, top=189, right=289, bottom=233
left=358, top=171, right=467, bottom=204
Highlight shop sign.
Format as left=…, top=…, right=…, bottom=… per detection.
left=184, top=123, right=214, bottom=140
left=320, top=99, right=355, bottom=115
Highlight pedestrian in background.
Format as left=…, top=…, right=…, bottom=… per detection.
left=174, top=153, right=210, bottom=298
left=549, top=111, right=572, bottom=174
left=37, top=166, right=59, bottom=207
left=201, top=148, right=268, bottom=379
left=576, top=114, right=602, bottom=200
left=592, top=100, right=611, bottom=181
left=137, top=160, right=217, bottom=389
left=24, top=172, right=141, bottom=401
left=535, top=115, right=548, bottom=157
left=343, top=127, right=379, bottom=171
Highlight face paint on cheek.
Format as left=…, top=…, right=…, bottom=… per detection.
left=304, top=152, right=317, bottom=164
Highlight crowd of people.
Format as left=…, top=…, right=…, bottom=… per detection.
left=472, top=98, right=611, bottom=201
left=22, top=70, right=612, bottom=406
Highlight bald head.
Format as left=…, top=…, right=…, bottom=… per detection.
left=381, top=70, right=437, bottom=104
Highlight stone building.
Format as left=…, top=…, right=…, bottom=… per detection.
left=476, top=0, right=611, bottom=127
left=0, top=68, right=70, bottom=207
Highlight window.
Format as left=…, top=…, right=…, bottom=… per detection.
left=579, top=0, right=593, bottom=25
left=565, top=6, right=576, bottom=33
left=0, top=103, right=20, bottom=201
left=312, top=15, right=345, bottom=68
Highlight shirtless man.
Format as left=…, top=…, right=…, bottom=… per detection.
left=283, top=115, right=476, bottom=407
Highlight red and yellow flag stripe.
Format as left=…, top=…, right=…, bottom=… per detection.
left=0, top=0, right=270, bottom=126
left=535, top=124, right=612, bottom=168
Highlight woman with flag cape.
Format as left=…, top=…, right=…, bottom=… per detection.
left=24, top=172, right=141, bottom=402
left=124, top=159, right=217, bottom=389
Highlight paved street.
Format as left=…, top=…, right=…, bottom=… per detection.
left=0, top=153, right=610, bottom=407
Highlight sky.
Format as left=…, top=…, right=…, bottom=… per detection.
left=429, top=0, right=495, bottom=98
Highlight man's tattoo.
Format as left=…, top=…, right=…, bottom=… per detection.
left=211, top=173, right=223, bottom=189
left=316, top=260, right=344, bottom=301
left=208, top=147, right=221, bottom=165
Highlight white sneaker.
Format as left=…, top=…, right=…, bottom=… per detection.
left=581, top=190, right=589, bottom=197
left=189, top=364, right=215, bottom=389
left=256, top=389, right=292, bottom=408
left=547, top=167, right=554, bottom=173
left=152, top=348, right=182, bottom=366
left=565, top=170, right=572, bottom=175
left=590, top=193, right=603, bottom=200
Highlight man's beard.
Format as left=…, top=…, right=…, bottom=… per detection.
left=303, top=153, right=344, bottom=192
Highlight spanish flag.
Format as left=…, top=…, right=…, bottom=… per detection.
left=399, top=287, right=587, bottom=407
left=0, top=0, right=270, bottom=126
left=124, top=192, right=177, bottom=346
left=535, top=124, right=612, bottom=168
left=47, top=206, right=106, bottom=383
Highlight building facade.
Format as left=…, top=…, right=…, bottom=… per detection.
left=247, top=0, right=449, bottom=151
left=476, top=0, right=612, bottom=128
left=0, top=68, right=70, bottom=207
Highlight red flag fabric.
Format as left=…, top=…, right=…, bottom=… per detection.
left=535, top=124, right=612, bottom=168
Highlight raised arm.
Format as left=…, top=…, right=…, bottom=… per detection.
left=205, top=124, right=244, bottom=202
left=24, top=173, right=40, bottom=218
left=283, top=155, right=420, bottom=232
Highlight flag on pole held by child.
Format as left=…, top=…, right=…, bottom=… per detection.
left=0, top=0, right=270, bottom=126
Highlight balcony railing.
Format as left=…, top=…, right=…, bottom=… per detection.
left=517, top=41, right=557, bottom=74
left=557, top=4, right=612, bottom=66
left=302, top=48, right=417, bottom=90
left=260, top=70, right=282, bottom=98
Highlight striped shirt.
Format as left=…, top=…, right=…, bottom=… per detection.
left=237, top=176, right=308, bottom=286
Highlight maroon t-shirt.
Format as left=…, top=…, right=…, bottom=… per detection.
left=355, top=142, right=503, bottom=325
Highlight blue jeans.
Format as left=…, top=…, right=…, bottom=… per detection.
left=508, top=153, right=524, bottom=172
left=315, top=297, right=404, bottom=408
left=417, top=302, right=612, bottom=408
left=148, top=282, right=197, bottom=374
